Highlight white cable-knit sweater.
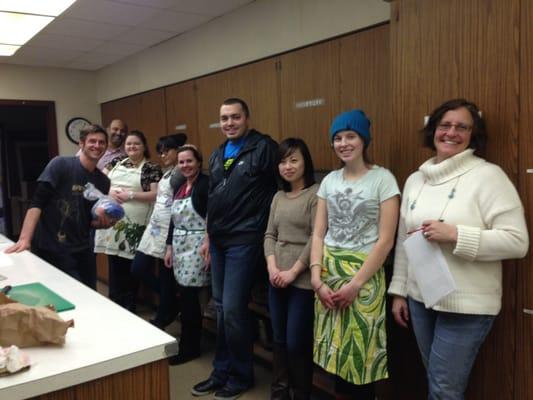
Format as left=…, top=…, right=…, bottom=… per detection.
left=388, top=149, right=529, bottom=315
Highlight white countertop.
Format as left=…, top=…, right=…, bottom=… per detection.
left=0, top=236, right=177, bottom=400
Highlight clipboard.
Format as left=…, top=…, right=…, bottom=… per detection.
left=7, top=282, right=75, bottom=312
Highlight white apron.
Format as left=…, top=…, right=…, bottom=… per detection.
left=94, top=158, right=151, bottom=259
left=136, top=169, right=174, bottom=259
left=170, top=195, right=210, bottom=287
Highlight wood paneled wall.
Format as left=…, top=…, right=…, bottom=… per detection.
left=517, top=0, right=533, bottom=398
left=390, top=0, right=529, bottom=399
left=100, top=26, right=391, bottom=172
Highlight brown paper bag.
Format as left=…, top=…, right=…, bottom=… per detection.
left=0, top=293, right=74, bottom=348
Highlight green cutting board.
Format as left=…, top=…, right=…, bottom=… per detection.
left=8, top=282, right=75, bottom=312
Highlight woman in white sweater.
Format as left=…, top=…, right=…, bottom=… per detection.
left=389, top=98, right=529, bottom=400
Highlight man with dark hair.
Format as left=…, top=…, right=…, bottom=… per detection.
left=6, top=124, right=112, bottom=289
left=192, top=99, right=278, bottom=399
left=97, top=118, right=127, bottom=170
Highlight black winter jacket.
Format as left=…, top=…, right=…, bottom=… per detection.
left=207, top=129, right=278, bottom=247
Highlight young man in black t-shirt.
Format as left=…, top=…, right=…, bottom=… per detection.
left=6, top=125, right=112, bottom=289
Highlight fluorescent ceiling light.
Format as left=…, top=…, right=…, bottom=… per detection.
left=0, top=0, right=76, bottom=17
left=0, top=12, right=54, bottom=45
left=0, top=44, right=20, bottom=56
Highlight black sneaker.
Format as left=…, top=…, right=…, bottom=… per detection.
left=191, top=378, right=225, bottom=397
left=213, top=386, right=247, bottom=400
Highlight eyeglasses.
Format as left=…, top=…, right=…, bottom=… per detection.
left=436, top=123, right=472, bottom=133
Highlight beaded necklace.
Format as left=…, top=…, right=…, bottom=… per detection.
left=409, top=177, right=460, bottom=221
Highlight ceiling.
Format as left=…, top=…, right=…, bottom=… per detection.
left=0, top=0, right=254, bottom=71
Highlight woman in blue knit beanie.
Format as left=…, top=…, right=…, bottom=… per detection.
left=309, top=109, right=400, bottom=399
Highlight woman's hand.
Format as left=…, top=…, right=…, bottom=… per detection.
left=331, top=281, right=360, bottom=309
left=392, top=296, right=410, bottom=328
left=315, top=283, right=336, bottom=310
left=109, top=187, right=126, bottom=203
left=273, top=269, right=297, bottom=288
left=163, top=246, right=173, bottom=268
left=199, top=236, right=210, bottom=264
left=422, top=220, right=457, bottom=243
left=267, top=264, right=281, bottom=287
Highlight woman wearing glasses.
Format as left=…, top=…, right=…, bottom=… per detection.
left=389, top=98, right=529, bottom=399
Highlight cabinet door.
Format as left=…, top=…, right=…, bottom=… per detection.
left=516, top=0, right=533, bottom=398
left=165, top=80, right=199, bottom=146
left=339, top=24, right=391, bottom=168
left=138, top=88, right=167, bottom=157
left=279, top=40, right=340, bottom=171
left=196, top=57, right=281, bottom=159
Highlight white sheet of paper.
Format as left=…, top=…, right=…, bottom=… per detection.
left=403, top=231, right=456, bottom=308
left=0, top=251, right=14, bottom=267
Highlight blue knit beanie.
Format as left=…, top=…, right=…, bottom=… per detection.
left=329, top=109, right=371, bottom=148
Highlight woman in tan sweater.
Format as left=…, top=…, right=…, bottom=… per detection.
left=264, top=138, right=318, bottom=400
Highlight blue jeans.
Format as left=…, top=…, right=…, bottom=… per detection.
left=268, top=284, right=314, bottom=356
left=209, top=242, right=261, bottom=391
left=131, top=251, right=178, bottom=324
left=408, top=298, right=496, bottom=400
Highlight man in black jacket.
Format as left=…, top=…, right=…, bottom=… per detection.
left=193, top=98, right=277, bottom=399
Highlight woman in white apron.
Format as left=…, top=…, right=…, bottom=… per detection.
left=164, top=145, right=209, bottom=364
left=95, top=130, right=162, bottom=312
left=131, top=134, right=187, bottom=328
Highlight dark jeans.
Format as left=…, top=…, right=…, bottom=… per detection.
left=209, top=241, right=262, bottom=391
left=131, top=251, right=178, bottom=323
left=268, top=284, right=314, bottom=356
left=108, top=255, right=138, bottom=312
left=178, top=285, right=203, bottom=355
left=34, top=246, right=97, bottom=290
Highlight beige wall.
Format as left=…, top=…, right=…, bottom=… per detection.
left=96, top=0, right=390, bottom=103
left=0, top=64, right=100, bottom=155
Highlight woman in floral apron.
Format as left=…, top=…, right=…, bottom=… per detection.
left=131, top=133, right=186, bottom=328
left=164, top=145, right=209, bottom=365
left=310, top=110, right=400, bottom=400
left=95, top=130, right=162, bottom=312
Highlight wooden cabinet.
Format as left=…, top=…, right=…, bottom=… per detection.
left=101, top=89, right=166, bottom=157
left=165, top=80, right=199, bottom=146
left=339, top=24, right=392, bottom=168
left=279, top=41, right=340, bottom=170
left=517, top=0, right=533, bottom=398
left=196, top=57, right=281, bottom=158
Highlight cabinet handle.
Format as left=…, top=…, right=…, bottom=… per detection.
left=524, top=308, right=533, bottom=315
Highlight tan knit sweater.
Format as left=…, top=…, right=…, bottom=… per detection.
left=264, top=184, right=318, bottom=290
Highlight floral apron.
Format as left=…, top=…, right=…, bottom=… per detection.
left=94, top=159, right=151, bottom=259
left=136, top=169, right=174, bottom=259
left=170, top=195, right=209, bottom=287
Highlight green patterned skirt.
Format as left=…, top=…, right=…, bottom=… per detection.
left=313, top=245, right=388, bottom=384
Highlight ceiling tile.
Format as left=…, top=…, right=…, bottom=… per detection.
left=170, top=0, right=253, bottom=16
left=92, top=41, right=145, bottom=56
left=112, top=27, right=176, bottom=46
left=26, top=33, right=105, bottom=52
left=12, top=45, right=84, bottom=61
left=140, top=9, right=210, bottom=33
left=62, top=0, right=160, bottom=26
left=44, top=17, right=129, bottom=40
left=106, top=0, right=176, bottom=8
